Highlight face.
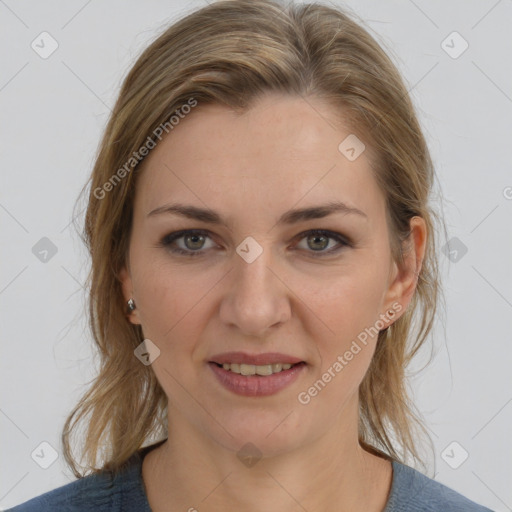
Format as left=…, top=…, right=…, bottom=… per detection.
left=120, top=93, right=422, bottom=457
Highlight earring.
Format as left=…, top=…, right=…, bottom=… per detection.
left=127, top=298, right=136, bottom=311
left=384, top=309, right=397, bottom=328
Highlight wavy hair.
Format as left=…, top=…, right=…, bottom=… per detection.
left=62, top=0, right=447, bottom=477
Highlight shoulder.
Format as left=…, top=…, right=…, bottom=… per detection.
left=4, top=470, right=114, bottom=512
left=4, top=451, right=150, bottom=512
left=385, top=460, right=495, bottom=512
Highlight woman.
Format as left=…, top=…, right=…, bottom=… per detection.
left=7, top=0, right=494, bottom=510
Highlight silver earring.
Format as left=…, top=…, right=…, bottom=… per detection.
left=385, top=309, right=396, bottom=328
left=127, top=298, right=136, bottom=311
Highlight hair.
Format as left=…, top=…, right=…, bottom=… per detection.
left=62, top=0, right=447, bottom=478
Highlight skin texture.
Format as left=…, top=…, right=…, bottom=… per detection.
left=119, top=92, right=427, bottom=512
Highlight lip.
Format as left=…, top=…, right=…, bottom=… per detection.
left=208, top=361, right=307, bottom=397
left=209, top=352, right=304, bottom=366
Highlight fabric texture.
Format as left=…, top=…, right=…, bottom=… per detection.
left=6, top=440, right=494, bottom=511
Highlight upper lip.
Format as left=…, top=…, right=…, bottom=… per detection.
left=209, top=352, right=304, bottom=366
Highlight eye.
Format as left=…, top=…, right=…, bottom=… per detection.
left=157, top=229, right=351, bottom=258
left=293, top=229, right=351, bottom=257
left=158, top=229, right=216, bottom=257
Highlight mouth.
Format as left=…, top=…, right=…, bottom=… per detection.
left=207, top=360, right=307, bottom=396
left=211, top=361, right=305, bottom=376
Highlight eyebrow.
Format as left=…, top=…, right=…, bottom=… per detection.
left=147, top=200, right=367, bottom=226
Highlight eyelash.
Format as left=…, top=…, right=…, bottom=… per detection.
left=157, top=229, right=352, bottom=258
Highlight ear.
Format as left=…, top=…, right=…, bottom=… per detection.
left=118, top=265, right=141, bottom=326
left=381, top=216, right=427, bottom=324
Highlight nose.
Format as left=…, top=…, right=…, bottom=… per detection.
left=219, top=242, right=291, bottom=338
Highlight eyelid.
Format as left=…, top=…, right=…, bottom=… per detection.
left=294, top=228, right=352, bottom=246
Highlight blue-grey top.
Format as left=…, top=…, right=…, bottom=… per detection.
left=6, top=441, right=494, bottom=511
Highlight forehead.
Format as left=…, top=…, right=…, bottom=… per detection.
left=134, top=93, right=385, bottom=227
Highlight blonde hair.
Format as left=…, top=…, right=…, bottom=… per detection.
left=63, top=0, right=447, bottom=477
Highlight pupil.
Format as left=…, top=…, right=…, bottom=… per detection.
left=185, top=234, right=204, bottom=250
left=309, top=234, right=327, bottom=251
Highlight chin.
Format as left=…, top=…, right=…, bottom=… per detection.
left=204, top=409, right=309, bottom=458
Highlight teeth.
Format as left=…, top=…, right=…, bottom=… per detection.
left=219, top=362, right=296, bottom=375
left=241, top=364, right=257, bottom=375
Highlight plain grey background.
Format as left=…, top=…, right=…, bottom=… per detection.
left=1, top=0, right=511, bottom=510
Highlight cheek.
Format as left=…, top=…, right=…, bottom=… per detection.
left=302, top=265, right=387, bottom=394
left=132, top=259, right=179, bottom=326
left=303, top=265, right=385, bottom=340
left=132, top=258, right=219, bottom=349
left=305, top=278, right=382, bottom=407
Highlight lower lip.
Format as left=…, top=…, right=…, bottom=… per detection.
left=208, top=362, right=306, bottom=397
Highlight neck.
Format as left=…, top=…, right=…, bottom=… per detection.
left=142, top=396, right=392, bottom=512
